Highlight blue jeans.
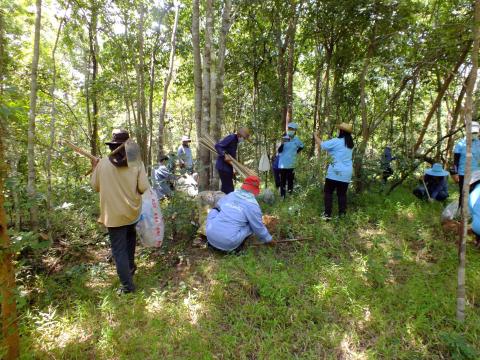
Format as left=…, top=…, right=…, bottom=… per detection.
left=108, top=224, right=137, bottom=292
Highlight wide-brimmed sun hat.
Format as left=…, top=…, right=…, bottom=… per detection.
left=287, top=122, right=299, bottom=130
left=337, top=123, right=353, bottom=133
left=105, top=129, right=129, bottom=145
left=425, top=163, right=449, bottom=177
left=241, top=176, right=261, bottom=196
left=181, top=135, right=192, bottom=142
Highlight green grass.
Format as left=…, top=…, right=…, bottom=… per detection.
left=14, top=184, right=480, bottom=359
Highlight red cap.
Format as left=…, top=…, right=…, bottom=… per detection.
left=241, top=176, right=261, bottom=196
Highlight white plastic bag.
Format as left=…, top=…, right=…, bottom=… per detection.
left=258, top=148, right=270, bottom=172
left=136, top=188, right=164, bottom=247
left=441, top=200, right=460, bottom=222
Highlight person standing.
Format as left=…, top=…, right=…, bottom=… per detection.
left=206, top=176, right=272, bottom=253
left=91, top=129, right=149, bottom=294
left=215, top=127, right=251, bottom=194
left=381, top=146, right=396, bottom=184
left=277, top=123, right=304, bottom=198
left=177, top=135, right=194, bottom=174
left=413, top=163, right=449, bottom=202
left=468, top=171, right=480, bottom=249
left=314, top=123, right=354, bottom=219
left=451, top=121, right=480, bottom=206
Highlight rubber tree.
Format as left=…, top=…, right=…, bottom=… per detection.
left=457, top=0, right=480, bottom=323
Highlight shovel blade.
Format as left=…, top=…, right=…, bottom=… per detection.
left=125, top=139, right=142, bottom=167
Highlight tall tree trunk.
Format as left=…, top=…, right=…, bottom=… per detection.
left=158, top=6, right=180, bottom=160
left=457, top=0, right=480, bottom=323
left=276, top=26, right=288, bottom=130
left=212, top=0, right=232, bottom=189
left=148, top=33, right=160, bottom=169
left=322, top=43, right=333, bottom=129
left=46, top=12, right=66, bottom=235
left=201, top=0, right=213, bottom=188
left=435, top=68, right=442, bottom=161
left=192, top=0, right=209, bottom=190
left=136, top=2, right=147, bottom=162
left=27, top=0, right=42, bottom=231
left=88, top=3, right=99, bottom=156
left=413, top=43, right=471, bottom=153
left=285, top=2, right=298, bottom=124
left=446, top=81, right=468, bottom=163
left=1, top=128, right=20, bottom=360
left=354, top=33, right=375, bottom=192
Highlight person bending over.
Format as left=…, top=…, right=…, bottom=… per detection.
left=206, top=176, right=272, bottom=253
left=413, top=163, right=449, bottom=202
left=215, top=127, right=251, bottom=194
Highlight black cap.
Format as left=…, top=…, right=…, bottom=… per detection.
left=105, top=129, right=129, bottom=145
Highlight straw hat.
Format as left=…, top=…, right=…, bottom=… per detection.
left=337, top=123, right=353, bottom=133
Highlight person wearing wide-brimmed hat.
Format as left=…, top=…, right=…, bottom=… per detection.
left=91, top=129, right=149, bottom=294
left=215, top=127, right=251, bottom=194
left=468, top=171, right=480, bottom=249
left=206, top=176, right=272, bottom=253
left=177, top=135, right=194, bottom=174
left=314, top=123, right=354, bottom=219
left=413, top=163, right=449, bottom=202
left=277, top=123, right=305, bottom=198
left=451, top=121, right=480, bottom=206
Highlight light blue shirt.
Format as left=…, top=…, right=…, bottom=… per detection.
left=321, top=138, right=353, bottom=183
left=454, top=138, right=480, bottom=176
left=177, top=145, right=193, bottom=169
left=206, top=190, right=272, bottom=251
left=469, top=184, right=480, bottom=235
left=278, top=136, right=304, bottom=169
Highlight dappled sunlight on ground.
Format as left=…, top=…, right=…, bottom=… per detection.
left=17, top=186, right=480, bottom=358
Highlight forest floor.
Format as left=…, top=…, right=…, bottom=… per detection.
left=14, top=183, right=480, bottom=359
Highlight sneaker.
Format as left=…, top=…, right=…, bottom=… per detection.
left=321, top=214, right=332, bottom=222
left=117, top=286, right=135, bottom=295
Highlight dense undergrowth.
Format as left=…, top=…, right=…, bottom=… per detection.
left=6, top=179, right=480, bottom=359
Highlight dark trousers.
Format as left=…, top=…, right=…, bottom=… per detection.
left=459, top=175, right=465, bottom=207
left=324, top=178, right=349, bottom=217
left=273, top=168, right=281, bottom=189
left=413, top=186, right=449, bottom=201
left=279, top=168, right=295, bottom=198
left=218, top=170, right=234, bottom=194
left=108, top=223, right=137, bottom=292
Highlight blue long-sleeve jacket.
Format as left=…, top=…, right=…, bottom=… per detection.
left=469, top=183, right=480, bottom=236
left=215, top=134, right=238, bottom=174
left=206, top=190, right=272, bottom=251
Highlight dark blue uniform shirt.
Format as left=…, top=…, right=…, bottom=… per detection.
left=215, top=134, right=238, bottom=174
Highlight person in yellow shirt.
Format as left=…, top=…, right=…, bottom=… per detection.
left=91, top=129, right=149, bottom=294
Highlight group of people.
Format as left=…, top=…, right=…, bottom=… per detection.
left=94, top=119, right=480, bottom=294
left=90, top=122, right=358, bottom=293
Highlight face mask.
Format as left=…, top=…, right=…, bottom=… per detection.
left=473, top=134, right=479, bottom=140
left=287, top=130, right=295, bottom=137
left=238, top=137, right=245, bottom=143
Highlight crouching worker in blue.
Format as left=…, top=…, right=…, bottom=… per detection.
left=206, top=176, right=272, bottom=253
left=413, top=163, right=449, bottom=202
left=468, top=171, right=480, bottom=249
